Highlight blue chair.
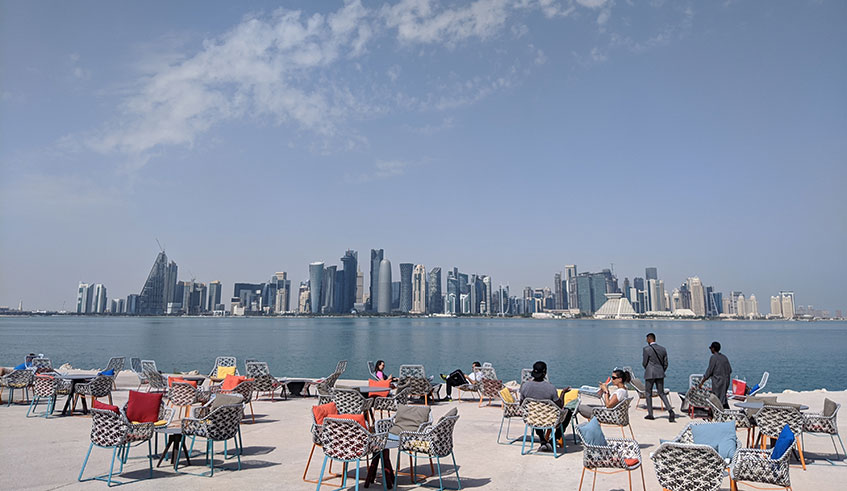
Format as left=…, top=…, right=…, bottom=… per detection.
left=520, top=398, right=568, bottom=458
left=316, top=417, right=390, bottom=491
left=78, top=408, right=154, bottom=486
left=26, top=374, right=57, bottom=418
left=176, top=403, right=243, bottom=476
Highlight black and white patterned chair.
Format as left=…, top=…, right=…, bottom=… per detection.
left=31, top=357, right=53, bottom=371
left=576, top=422, right=646, bottom=491
left=497, top=389, right=522, bottom=444
left=683, top=384, right=714, bottom=419
left=130, top=357, right=148, bottom=390
left=74, top=374, right=114, bottom=408
left=214, top=379, right=256, bottom=423
left=141, top=360, right=167, bottom=393
left=315, top=370, right=344, bottom=404
left=729, top=440, right=793, bottom=491
left=78, top=408, right=154, bottom=486
left=168, top=381, right=199, bottom=418
left=707, top=395, right=755, bottom=447
left=396, top=410, right=461, bottom=490
left=26, top=374, right=58, bottom=418
left=756, top=405, right=806, bottom=470
left=520, top=398, right=569, bottom=457
left=802, top=399, right=845, bottom=460
left=316, top=417, right=390, bottom=491
left=331, top=388, right=374, bottom=415
left=476, top=367, right=503, bottom=407
left=246, top=361, right=285, bottom=401
left=372, top=386, right=410, bottom=418
left=650, top=422, right=733, bottom=491
left=2, top=369, right=34, bottom=406
left=176, top=403, right=243, bottom=476
left=101, top=357, right=125, bottom=389
left=209, top=356, right=238, bottom=378
left=593, top=397, right=635, bottom=439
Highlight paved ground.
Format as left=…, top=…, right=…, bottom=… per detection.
left=1, top=371, right=845, bottom=490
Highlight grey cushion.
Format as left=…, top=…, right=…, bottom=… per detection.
left=823, top=398, right=837, bottom=417
left=437, top=407, right=458, bottom=424
left=708, top=393, right=723, bottom=409
left=390, top=405, right=431, bottom=436
left=210, top=393, right=242, bottom=410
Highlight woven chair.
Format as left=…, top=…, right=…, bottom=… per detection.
left=367, top=361, right=380, bottom=380
left=304, top=405, right=349, bottom=484
left=141, top=360, right=167, bottom=393
left=216, top=380, right=256, bottom=423
left=729, top=441, right=793, bottom=491
left=315, top=370, right=344, bottom=404
left=521, top=368, right=549, bottom=384
left=331, top=388, right=374, bottom=416
left=74, top=374, right=114, bottom=408
left=168, top=382, right=199, bottom=418
left=497, top=389, right=523, bottom=444
left=756, top=405, right=806, bottom=470
left=707, top=396, right=755, bottom=447
left=246, top=361, right=285, bottom=401
left=520, top=398, right=568, bottom=457
left=576, top=422, right=646, bottom=491
left=26, top=374, right=58, bottom=418
left=314, top=417, right=390, bottom=491
left=400, top=376, right=437, bottom=406
left=397, top=411, right=462, bottom=490
left=102, top=357, right=125, bottom=389
left=455, top=369, right=480, bottom=402
left=372, top=386, right=410, bottom=418
left=650, top=422, right=734, bottom=491
left=176, top=403, right=243, bottom=476
left=592, top=397, right=635, bottom=439
left=475, top=367, right=503, bottom=407
left=130, top=357, right=148, bottom=390
left=335, top=360, right=348, bottom=375
left=399, top=364, right=427, bottom=379
left=78, top=408, right=154, bottom=486
left=801, top=400, right=844, bottom=460
left=2, top=369, right=34, bottom=406
left=683, top=385, right=713, bottom=419
left=209, top=356, right=238, bottom=378
left=31, top=357, right=53, bottom=370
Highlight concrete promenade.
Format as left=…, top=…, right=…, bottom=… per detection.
left=1, top=371, right=845, bottom=490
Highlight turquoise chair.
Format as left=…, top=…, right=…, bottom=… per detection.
left=78, top=408, right=154, bottom=486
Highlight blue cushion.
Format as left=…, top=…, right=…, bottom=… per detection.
left=14, top=363, right=27, bottom=370
left=578, top=417, right=607, bottom=447
left=770, top=424, right=795, bottom=459
left=691, top=422, right=737, bottom=459
left=99, top=369, right=115, bottom=376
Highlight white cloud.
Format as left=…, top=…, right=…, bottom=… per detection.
left=575, top=0, right=608, bottom=8
left=381, top=0, right=511, bottom=46
left=350, top=160, right=411, bottom=182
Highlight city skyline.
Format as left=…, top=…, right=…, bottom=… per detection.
left=1, top=1, right=845, bottom=312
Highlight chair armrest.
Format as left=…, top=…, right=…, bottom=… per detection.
left=181, top=417, right=207, bottom=436
left=374, top=418, right=394, bottom=434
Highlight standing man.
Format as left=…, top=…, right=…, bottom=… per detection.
left=698, top=341, right=732, bottom=408
left=642, top=333, right=676, bottom=422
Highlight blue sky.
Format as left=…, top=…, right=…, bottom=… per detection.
left=1, top=0, right=845, bottom=312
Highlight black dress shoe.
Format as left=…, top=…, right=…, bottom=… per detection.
left=668, top=412, right=676, bottom=423
left=644, top=415, right=655, bottom=420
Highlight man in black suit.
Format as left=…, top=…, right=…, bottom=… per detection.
left=642, top=333, right=676, bottom=422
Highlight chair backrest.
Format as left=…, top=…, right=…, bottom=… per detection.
left=105, top=357, right=125, bottom=373
left=206, top=404, right=243, bottom=441
left=88, top=375, right=114, bottom=397
left=130, top=357, right=142, bottom=373
left=90, top=408, right=129, bottom=447
left=210, top=356, right=238, bottom=377
left=367, top=361, right=379, bottom=380
left=245, top=361, right=270, bottom=377
left=685, top=386, right=713, bottom=409
left=520, top=368, right=548, bottom=384
left=331, top=388, right=369, bottom=414
left=141, top=360, right=167, bottom=389
left=749, top=372, right=769, bottom=396
left=4, top=369, right=34, bottom=387
left=168, top=382, right=198, bottom=406
left=399, top=364, right=426, bottom=379
left=428, top=413, right=460, bottom=457
left=321, top=417, right=374, bottom=460
left=757, top=405, right=804, bottom=437
left=651, top=441, right=726, bottom=491
left=31, top=358, right=52, bottom=369
left=690, top=373, right=712, bottom=390
left=522, top=398, right=564, bottom=427
left=477, top=366, right=497, bottom=380
left=482, top=362, right=493, bottom=368
left=32, top=374, right=57, bottom=397
left=335, top=360, right=348, bottom=374
left=402, top=376, right=433, bottom=397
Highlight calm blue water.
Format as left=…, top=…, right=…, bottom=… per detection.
left=1, top=317, right=845, bottom=393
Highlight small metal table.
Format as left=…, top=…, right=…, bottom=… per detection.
left=155, top=427, right=191, bottom=468
left=734, top=402, right=809, bottom=411
left=278, top=377, right=315, bottom=397
left=356, top=386, right=394, bottom=395
left=57, top=372, right=96, bottom=416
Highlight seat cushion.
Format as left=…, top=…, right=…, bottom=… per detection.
left=578, top=417, right=607, bottom=447
left=708, top=393, right=723, bottom=409
left=823, top=398, right=837, bottom=417
left=390, top=405, right=432, bottom=435
left=210, top=393, right=243, bottom=410
left=770, top=424, right=795, bottom=459
left=500, top=387, right=515, bottom=404
left=312, top=402, right=339, bottom=425
left=92, top=399, right=120, bottom=414
left=98, top=369, right=115, bottom=377
left=126, top=391, right=162, bottom=422
left=216, top=366, right=236, bottom=379
left=369, top=379, right=391, bottom=397
left=691, top=422, right=737, bottom=459
left=563, top=389, right=579, bottom=405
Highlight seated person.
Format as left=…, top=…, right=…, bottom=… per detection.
left=519, top=361, right=573, bottom=452
left=577, top=369, right=630, bottom=419
left=374, top=360, right=396, bottom=382
left=440, top=361, right=482, bottom=401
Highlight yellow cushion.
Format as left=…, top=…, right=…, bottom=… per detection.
left=216, top=366, right=236, bottom=379
left=500, top=387, right=515, bottom=404
left=563, top=389, right=579, bottom=405
left=133, top=420, right=168, bottom=426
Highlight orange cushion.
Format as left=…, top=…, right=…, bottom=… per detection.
left=92, top=399, right=120, bottom=414
left=624, top=458, right=640, bottom=467
left=312, top=402, right=338, bottom=425
left=330, top=413, right=368, bottom=429
left=168, top=377, right=198, bottom=388
left=221, top=375, right=247, bottom=391
left=368, top=379, right=392, bottom=397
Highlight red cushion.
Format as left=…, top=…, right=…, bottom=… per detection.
left=368, top=379, right=392, bottom=397
left=624, top=458, right=640, bottom=467
left=126, top=390, right=162, bottom=423
left=330, top=413, right=368, bottom=429
left=312, top=402, right=338, bottom=425
left=92, top=399, right=120, bottom=414
left=221, top=375, right=248, bottom=391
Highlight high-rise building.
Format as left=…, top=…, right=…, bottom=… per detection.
left=355, top=270, right=364, bottom=304
left=564, top=265, right=578, bottom=310
left=645, top=267, right=658, bottom=281
left=446, top=269, right=459, bottom=312
left=399, top=263, right=413, bottom=313
left=208, top=280, right=222, bottom=311
left=553, top=273, right=563, bottom=310
left=92, top=284, right=107, bottom=313
left=377, top=258, right=392, bottom=313
left=392, top=281, right=400, bottom=310
left=482, top=276, right=492, bottom=315
left=126, top=294, right=139, bottom=315
left=321, top=265, right=337, bottom=314
left=163, top=261, right=178, bottom=309
left=780, top=291, right=795, bottom=319
left=138, top=251, right=172, bottom=315
left=272, top=273, right=290, bottom=313
left=576, top=274, right=592, bottom=314
left=77, top=282, right=93, bottom=313
left=707, top=289, right=722, bottom=316
left=648, top=279, right=664, bottom=312
left=298, top=281, right=311, bottom=313
left=309, top=262, right=324, bottom=314
left=748, top=294, right=759, bottom=317
left=340, top=250, right=357, bottom=313
left=412, top=265, right=426, bottom=314
left=688, top=277, right=706, bottom=317
left=368, top=249, right=384, bottom=312
left=736, top=294, right=747, bottom=317
left=428, top=267, right=442, bottom=314
left=622, top=278, right=631, bottom=301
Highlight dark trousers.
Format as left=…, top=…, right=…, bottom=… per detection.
left=445, top=370, right=466, bottom=397
left=645, top=378, right=674, bottom=417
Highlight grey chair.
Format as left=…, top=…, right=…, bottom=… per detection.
left=592, top=397, right=635, bottom=439
left=130, top=357, right=148, bottom=390
left=2, top=369, right=34, bottom=406
left=802, top=399, right=845, bottom=460
left=756, top=405, right=807, bottom=470
left=246, top=361, right=285, bottom=401
left=78, top=407, right=154, bottom=486
left=209, top=356, right=238, bottom=378
left=730, top=441, right=793, bottom=491
left=74, top=374, right=114, bottom=408
left=650, top=422, right=734, bottom=491
left=141, top=360, right=167, bottom=393
left=102, top=357, right=125, bottom=389
left=397, top=410, right=462, bottom=490
left=177, top=403, right=243, bottom=476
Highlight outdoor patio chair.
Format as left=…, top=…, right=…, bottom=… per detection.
left=335, top=360, right=348, bottom=375
left=521, top=368, right=549, bottom=384
left=520, top=398, right=568, bottom=457
left=2, top=369, right=34, bottom=406
left=168, top=381, right=199, bottom=418
left=27, top=373, right=58, bottom=418
left=396, top=409, right=462, bottom=490
left=497, top=388, right=522, bottom=444
left=331, top=388, right=374, bottom=416
left=454, top=367, right=481, bottom=401
left=130, top=357, right=148, bottom=390
left=399, top=364, right=427, bottom=379
left=141, top=360, right=167, bottom=393
left=729, top=438, right=793, bottom=491
left=74, top=374, right=114, bottom=408
left=707, top=394, right=755, bottom=447
left=475, top=367, right=503, bottom=407
left=31, top=357, right=53, bottom=371
left=304, top=402, right=353, bottom=484
left=592, top=397, right=635, bottom=439
left=209, top=356, right=238, bottom=379
left=372, top=386, right=410, bottom=418
left=400, top=376, right=437, bottom=406
left=748, top=372, right=768, bottom=397
left=78, top=408, right=154, bottom=486
left=682, top=385, right=713, bottom=419
left=802, top=398, right=845, bottom=460
left=176, top=403, right=243, bottom=476
left=315, top=417, right=390, bottom=491
left=101, top=357, right=125, bottom=389
left=576, top=422, right=646, bottom=491
left=756, top=405, right=806, bottom=470
left=623, top=366, right=670, bottom=411
left=215, top=379, right=256, bottom=423
left=367, top=360, right=380, bottom=380
left=650, top=422, right=734, bottom=491
left=316, top=369, right=344, bottom=404
left=246, top=361, right=286, bottom=401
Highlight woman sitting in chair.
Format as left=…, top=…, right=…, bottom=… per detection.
left=374, top=360, right=397, bottom=382
left=577, top=369, right=630, bottom=419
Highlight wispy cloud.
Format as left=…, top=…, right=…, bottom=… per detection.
left=348, top=160, right=411, bottom=183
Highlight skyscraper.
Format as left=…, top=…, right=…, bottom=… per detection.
left=736, top=294, right=747, bottom=317
left=688, top=277, right=706, bottom=316
left=77, top=282, right=92, bottom=313
left=780, top=291, right=795, bottom=319
left=355, top=270, right=364, bottom=304
left=298, top=281, right=311, bottom=313
left=309, top=262, right=324, bottom=314
left=564, top=265, right=578, bottom=311
left=340, top=250, right=357, bottom=313
left=428, top=267, right=442, bottom=314
left=208, top=280, right=222, bottom=311
left=482, top=276, right=492, bottom=315
left=138, top=251, right=171, bottom=315
left=399, top=263, right=413, bottom=313
left=377, top=258, right=392, bottom=313
left=622, top=278, right=631, bottom=301
left=446, top=269, right=459, bottom=312
left=92, top=284, right=107, bottom=313
left=553, top=273, right=563, bottom=309
left=368, top=249, right=384, bottom=312
left=272, top=273, right=290, bottom=313
left=412, top=264, right=426, bottom=314
left=321, top=265, right=337, bottom=314
left=126, top=294, right=139, bottom=315
left=645, top=267, right=658, bottom=281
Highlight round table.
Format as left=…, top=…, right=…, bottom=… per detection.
left=57, top=373, right=96, bottom=416
left=734, top=401, right=809, bottom=411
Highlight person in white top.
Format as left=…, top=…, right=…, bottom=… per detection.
left=577, top=369, right=630, bottom=419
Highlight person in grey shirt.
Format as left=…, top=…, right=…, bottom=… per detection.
left=698, top=341, right=732, bottom=408
left=519, top=361, right=572, bottom=452
left=642, top=333, right=676, bottom=422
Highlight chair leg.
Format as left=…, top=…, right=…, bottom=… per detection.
left=78, top=442, right=94, bottom=481
left=579, top=467, right=586, bottom=491
left=436, top=456, right=444, bottom=491
left=315, top=456, right=328, bottom=490
left=26, top=396, right=37, bottom=417
left=797, top=438, right=806, bottom=470
left=249, top=401, right=255, bottom=423
left=592, top=467, right=597, bottom=491
left=107, top=446, right=118, bottom=487
left=639, top=463, right=647, bottom=491
left=147, top=439, right=153, bottom=478
left=627, top=469, right=632, bottom=491
left=628, top=424, right=635, bottom=440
